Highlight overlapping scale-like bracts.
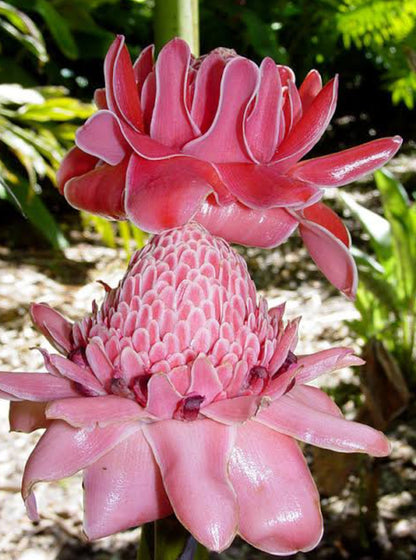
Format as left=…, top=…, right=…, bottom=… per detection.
left=0, top=224, right=390, bottom=554
left=57, top=36, right=402, bottom=298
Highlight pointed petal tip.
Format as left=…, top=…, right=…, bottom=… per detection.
left=24, top=491, right=40, bottom=522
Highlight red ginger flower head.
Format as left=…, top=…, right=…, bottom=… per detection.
left=1, top=224, right=389, bottom=554
left=57, top=36, right=402, bottom=299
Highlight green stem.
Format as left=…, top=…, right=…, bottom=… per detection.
left=138, top=517, right=209, bottom=560
left=154, top=0, right=199, bottom=55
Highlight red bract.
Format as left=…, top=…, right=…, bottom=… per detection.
left=0, top=224, right=389, bottom=554
left=57, top=36, right=402, bottom=298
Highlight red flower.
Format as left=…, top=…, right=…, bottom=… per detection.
left=58, top=36, right=401, bottom=298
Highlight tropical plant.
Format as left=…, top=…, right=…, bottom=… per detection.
left=340, top=170, right=415, bottom=425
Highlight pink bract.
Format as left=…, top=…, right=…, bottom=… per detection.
left=57, top=36, right=402, bottom=299
left=1, top=224, right=389, bottom=554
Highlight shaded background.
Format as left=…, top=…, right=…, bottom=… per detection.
left=0, top=1, right=415, bottom=559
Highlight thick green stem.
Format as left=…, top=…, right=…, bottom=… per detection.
left=138, top=517, right=209, bottom=560
left=154, top=0, right=199, bottom=55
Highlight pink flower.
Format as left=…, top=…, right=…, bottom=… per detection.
left=57, top=36, right=401, bottom=299
left=1, top=224, right=389, bottom=554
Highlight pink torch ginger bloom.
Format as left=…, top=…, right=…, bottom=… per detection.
left=57, top=36, right=402, bottom=299
left=0, top=224, right=389, bottom=554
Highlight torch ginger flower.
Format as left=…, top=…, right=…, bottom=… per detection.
left=57, top=36, right=402, bottom=299
left=0, top=224, right=389, bottom=555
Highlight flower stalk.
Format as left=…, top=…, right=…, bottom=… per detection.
left=154, top=0, right=199, bottom=55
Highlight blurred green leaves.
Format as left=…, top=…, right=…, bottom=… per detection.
left=0, top=82, right=94, bottom=248
left=341, top=170, right=416, bottom=385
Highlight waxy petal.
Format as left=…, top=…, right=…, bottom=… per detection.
left=150, top=38, right=197, bottom=148
left=256, top=394, right=390, bottom=456
left=144, top=419, right=238, bottom=552
left=202, top=395, right=262, bottom=424
left=288, top=385, right=342, bottom=417
left=229, top=421, right=323, bottom=555
left=64, top=159, right=128, bottom=220
left=9, top=401, right=49, bottom=433
left=0, top=372, right=79, bottom=401
left=46, top=396, right=147, bottom=427
left=125, top=155, right=216, bottom=232
left=107, top=36, right=143, bottom=130
left=299, top=214, right=358, bottom=299
left=133, top=44, right=154, bottom=95
left=30, top=303, right=73, bottom=354
left=302, top=202, right=350, bottom=247
left=84, top=429, right=171, bottom=539
left=76, top=110, right=128, bottom=165
left=191, top=53, right=225, bottom=133
left=56, top=146, right=97, bottom=194
left=183, top=57, right=258, bottom=163
left=298, top=70, right=322, bottom=112
left=274, top=76, right=338, bottom=168
left=296, top=347, right=364, bottom=384
left=291, top=136, right=402, bottom=187
left=244, top=57, right=282, bottom=163
left=189, top=356, right=222, bottom=404
left=145, top=374, right=182, bottom=419
left=22, top=420, right=140, bottom=519
left=216, top=163, right=321, bottom=210
left=195, top=198, right=298, bottom=248
left=49, top=354, right=105, bottom=395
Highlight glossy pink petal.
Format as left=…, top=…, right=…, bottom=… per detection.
left=144, top=419, right=238, bottom=551
left=85, top=340, right=114, bottom=386
left=150, top=38, right=197, bottom=148
left=112, top=39, right=143, bottom=130
left=141, top=71, right=156, bottom=131
left=274, top=76, right=338, bottom=168
left=0, top=372, right=79, bottom=401
left=189, top=356, right=222, bottom=404
left=216, top=163, right=321, bottom=209
left=268, top=318, right=300, bottom=373
left=191, top=53, right=225, bottom=133
left=183, top=57, right=258, bottom=163
left=64, top=158, right=128, bottom=220
left=84, top=429, right=171, bottom=539
left=202, top=395, right=262, bottom=424
left=22, top=420, right=140, bottom=520
left=125, top=155, right=216, bottom=232
left=56, top=146, right=97, bottom=194
left=9, top=401, right=49, bottom=433
left=118, top=119, right=177, bottom=159
left=30, top=303, right=73, bottom=354
left=104, top=36, right=143, bottom=131
left=302, top=202, right=350, bottom=247
left=94, top=88, right=108, bottom=110
left=283, top=79, right=302, bottom=134
left=76, top=111, right=128, bottom=165
left=49, top=354, right=105, bottom=395
left=296, top=347, right=364, bottom=384
left=46, top=395, right=147, bottom=427
left=195, top=198, right=298, bottom=248
left=229, top=421, right=323, bottom=555
left=256, top=394, right=390, bottom=456
left=291, top=136, right=402, bottom=187
left=288, top=385, right=342, bottom=417
left=145, top=374, right=182, bottom=419
left=133, top=44, right=154, bottom=95
left=299, top=214, right=358, bottom=299
left=244, top=57, right=282, bottom=163
left=299, top=70, right=322, bottom=112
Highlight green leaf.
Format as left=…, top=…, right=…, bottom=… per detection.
left=33, top=0, right=79, bottom=59
left=339, top=191, right=392, bottom=263
left=3, top=177, right=68, bottom=249
left=0, top=84, right=44, bottom=105
left=17, top=97, right=94, bottom=122
left=375, top=169, right=416, bottom=300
